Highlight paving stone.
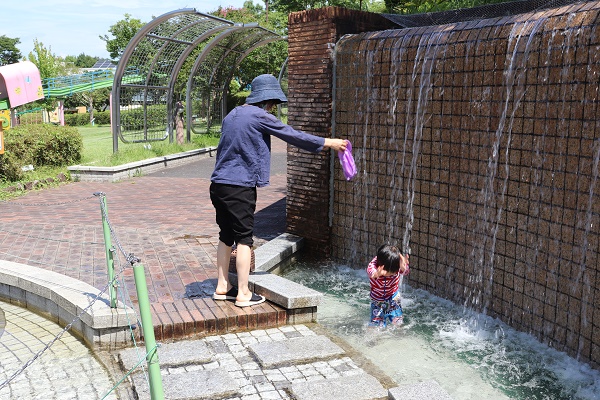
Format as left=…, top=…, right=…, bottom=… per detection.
left=119, top=340, right=213, bottom=371
left=289, top=373, right=387, bottom=400
left=248, top=335, right=345, bottom=368
left=389, top=380, right=454, bottom=400
left=132, top=369, right=240, bottom=400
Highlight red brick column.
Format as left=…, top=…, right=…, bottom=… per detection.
left=286, top=7, right=397, bottom=255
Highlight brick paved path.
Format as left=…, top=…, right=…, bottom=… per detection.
left=0, top=138, right=291, bottom=340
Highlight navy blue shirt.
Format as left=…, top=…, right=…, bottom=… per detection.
left=211, top=105, right=325, bottom=187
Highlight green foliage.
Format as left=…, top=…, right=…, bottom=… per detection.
left=0, top=124, right=82, bottom=181
left=75, top=53, right=99, bottom=68
left=387, top=0, right=510, bottom=14
left=64, top=113, right=91, bottom=126
left=120, top=104, right=167, bottom=130
left=0, top=35, right=22, bottom=66
left=209, top=3, right=289, bottom=101
left=94, top=111, right=111, bottom=125
left=76, top=125, right=220, bottom=167
left=27, top=40, right=80, bottom=111
left=27, top=40, right=77, bottom=79
left=63, top=87, right=111, bottom=114
left=228, top=89, right=251, bottom=111
left=271, top=0, right=363, bottom=13
left=63, top=110, right=110, bottom=126
left=64, top=53, right=99, bottom=68
left=100, top=14, right=146, bottom=60
left=0, top=151, right=22, bottom=182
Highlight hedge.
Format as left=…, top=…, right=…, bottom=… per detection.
left=0, top=124, right=82, bottom=182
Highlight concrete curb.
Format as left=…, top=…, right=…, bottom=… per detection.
left=0, top=260, right=135, bottom=349
left=68, top=147, right=217, bottom=182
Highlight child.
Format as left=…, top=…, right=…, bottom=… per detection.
left=367, top=244, right=410, bottom=327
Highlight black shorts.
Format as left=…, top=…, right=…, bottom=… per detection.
left=210, top=182, right=257, bottom=247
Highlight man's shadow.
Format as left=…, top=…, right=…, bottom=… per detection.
left=253, top=197, right=286, bottom=241
left=185, top=279, right=218, bottom=299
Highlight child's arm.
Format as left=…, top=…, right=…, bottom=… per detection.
left=366, top=257, right=379, bottom=278
left=399, top=254, right=410, bottom=275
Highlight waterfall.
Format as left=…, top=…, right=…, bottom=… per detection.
left=465, top=18, right=546, bottom=316
left=402, top=30, right=447, bottom=255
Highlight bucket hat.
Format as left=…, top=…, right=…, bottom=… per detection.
left=245, top=74, right=287, bottom=104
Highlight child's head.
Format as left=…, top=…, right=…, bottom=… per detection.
left=376, top=244, right=401, bottom=273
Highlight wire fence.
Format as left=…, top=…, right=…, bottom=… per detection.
left=0, top=193, right=159, bottom=399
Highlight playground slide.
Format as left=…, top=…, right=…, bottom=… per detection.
left=43, top=68, right=143, bottom=98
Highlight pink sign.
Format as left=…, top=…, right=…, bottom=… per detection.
left=0, top=61, right=44, bottom=108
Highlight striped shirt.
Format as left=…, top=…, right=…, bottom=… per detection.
left=367, top=256, right=410, bottom=301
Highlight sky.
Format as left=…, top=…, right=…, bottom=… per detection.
left=5, top=0, right=248, bottom=61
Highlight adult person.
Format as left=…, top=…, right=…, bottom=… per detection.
left=210, top=74, right=348, bottom=307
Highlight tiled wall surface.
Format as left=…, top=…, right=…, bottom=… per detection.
left=288, top=4, right=600, bottom=368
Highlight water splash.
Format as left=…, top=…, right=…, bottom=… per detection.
left=281, top=260, right=600, bottom=400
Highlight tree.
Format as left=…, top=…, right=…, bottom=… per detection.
left=209, top=3, right=289, bottom=88
left=385, top=0, right=512, bottom=14
left=271, top=0, right=363, bottom=13
left=0, top=35, right=22, bottom=66
left=26, top=40, right=78, bottom=110
left=26, top=39, right=75, bottom=79
left=100, top=14, right=145, bottom=60
left=74, top=53, right=99, bottom=68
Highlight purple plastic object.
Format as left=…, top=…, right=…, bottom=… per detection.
left=338, top=141, right=357, bottom=181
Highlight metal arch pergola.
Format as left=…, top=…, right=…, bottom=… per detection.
left=111, top=9, right=285, bottom=152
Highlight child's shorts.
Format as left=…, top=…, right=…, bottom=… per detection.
left=369, top=294, right=403, bottom=327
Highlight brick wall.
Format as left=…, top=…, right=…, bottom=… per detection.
left=329, top=3, right=600, bottom=368
left=286, top=7, right=397, bottom=255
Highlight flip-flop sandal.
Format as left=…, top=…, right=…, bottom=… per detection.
left=212, top=287, right=238, bottom=300
left=235, top=293, right=266, bottom=307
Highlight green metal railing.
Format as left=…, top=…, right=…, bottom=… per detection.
left=95, top=192, right=164, bottom=399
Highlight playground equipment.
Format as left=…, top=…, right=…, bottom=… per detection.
left=42, top=69, right=120, bottom=127
left=0, top=61, right=44, bottom=112
left=0, top=62, right=119, bottom=129
left=43, top=69, right=117, bottom=98
left=0, top=61, right=45, bottom=153
left=41, top=67, right=143, bottom=126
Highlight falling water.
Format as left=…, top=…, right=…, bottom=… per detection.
left=347, top=39, right=396, bottom=262
left=465, top=19, right=546, bottom=316
left=330, top=3, right=600, bottom=370
left=575, top=139, right=600, bottom=359
left=385, top=36, right=410, bottom=246
left=402, top=30, right=446, bottom=255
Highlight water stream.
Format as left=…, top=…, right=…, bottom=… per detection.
left=281, top=258, right=600, bottom=400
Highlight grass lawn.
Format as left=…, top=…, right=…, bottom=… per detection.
left=77, top=125, right=220, bottom=167
left=0, top=124, right=221, bottom=200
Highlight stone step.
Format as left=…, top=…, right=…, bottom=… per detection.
left=131, top=369, right=239, bottom=400
left=118, top=340, right=213, bottom=371
left=248, top=334, right=345, bottom=368
left=289, top=373, right=388, bottom=400
left=389, top=380, right=454, bottom=400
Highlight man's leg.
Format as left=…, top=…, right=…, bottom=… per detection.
left=234, top=243, right=252, bottom=301
left=215, top=240, right=232, bottom=295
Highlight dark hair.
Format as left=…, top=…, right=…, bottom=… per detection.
left=376, top=244, right=401, bottom=273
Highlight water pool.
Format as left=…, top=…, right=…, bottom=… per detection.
left=280, top=259, right=600, bottom=400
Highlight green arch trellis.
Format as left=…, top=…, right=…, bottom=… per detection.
left=111, top=9, right=285, bottom=152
